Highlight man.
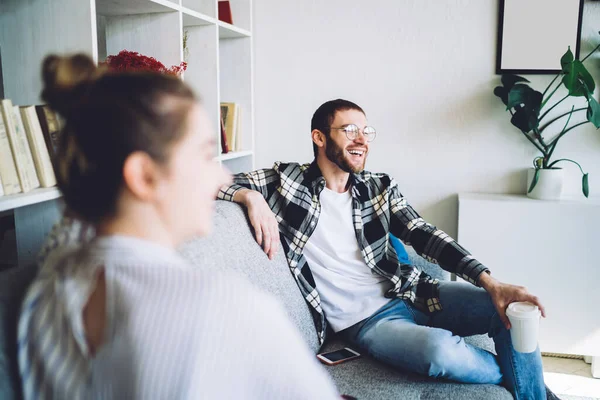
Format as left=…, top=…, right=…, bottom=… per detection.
left=219, top=99, right=557, bottom=399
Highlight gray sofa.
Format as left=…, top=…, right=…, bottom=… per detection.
left=0, top=201, right=513, bottom=399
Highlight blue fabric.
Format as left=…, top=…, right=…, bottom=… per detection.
left=390, top=234, right=411, bottom=265
left=0, top=264, right=38, bottom=400
left=340, top=281, right=546, bottom=400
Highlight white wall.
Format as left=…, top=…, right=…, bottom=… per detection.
left=253, top=0, right=600, bottom=238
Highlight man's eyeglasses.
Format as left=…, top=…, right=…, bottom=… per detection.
left=330, top=124, right=377, bottom=142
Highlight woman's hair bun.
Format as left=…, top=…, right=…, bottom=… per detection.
left=41, top=53, right=100, bottom=117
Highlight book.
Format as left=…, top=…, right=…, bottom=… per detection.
left=35, top=105, right=62, bottom=158
left=1, top=101, right=40, bottom=192
left=220, top=112, right=229, bottom=154
left=220, top=102, right=240, bottom=152
left=20, top=106, right=57, bottom=188
left=218, top=1, right=234, bottom=24
left=0, top=103, right=22, bottom=195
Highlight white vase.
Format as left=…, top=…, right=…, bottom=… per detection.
left=526, top=168, right=564, bottom=200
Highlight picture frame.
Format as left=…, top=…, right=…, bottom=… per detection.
left=496, top=0, right=584, bottom=75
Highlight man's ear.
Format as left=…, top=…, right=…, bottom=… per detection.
left=122, top=151, right=162, bottom=202
left=312, top=129, right=325, bottom=150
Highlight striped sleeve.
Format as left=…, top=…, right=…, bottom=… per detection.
left=387, top=177, right=490, bottom=286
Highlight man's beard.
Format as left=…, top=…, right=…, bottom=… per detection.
left=324, top=136, right=365, bottom=174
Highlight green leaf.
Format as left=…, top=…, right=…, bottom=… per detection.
left=501, top=74, right=530, bottom=90
left=587, top=95, right=600, bottom=128
left=562, top=60, right=594, bottom=97
left=511, top=106, right=539, bottom=133
left=496, top=75, right=531, bottom=107
left=560, top=47, right=574, bottom=72
left=576, top=60, right=595, bottom=93
left=506, top=85, right=542, bottom=132
left=582, top=173, right=589, bottom=198
left=507, top=84, right=543, bottom=111
left=494, top=86, right=508, bottom=106
left=506, top=84, right=528, bottom=110
left=528, top=169, right=540, bottom=193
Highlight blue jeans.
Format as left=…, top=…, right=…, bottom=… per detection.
left=339, top=281, right=546, bottom=400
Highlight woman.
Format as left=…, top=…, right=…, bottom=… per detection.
left=18, top=54, right=340, bottom=399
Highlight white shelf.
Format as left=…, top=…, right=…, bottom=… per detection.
left=182, top=7, right=215, bottom=26
left=181, top=0, right=215, bottom=19
left=216, top=150, right=253, bottom=161
left=218, top=21, right=251, bottom=39
left=95, top=0, right=180, bottom=16
left=0, top=187, right=62, bottom=213
left=0, top=0, right=255, bottom=261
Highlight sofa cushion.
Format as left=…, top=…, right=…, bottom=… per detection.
left=179, top=201, right=320, bottom=352
left=389, top=234, right=411, bottom=265
left=320, top=338, right=512, bottom=400
left=0, top=264, right=39, bottom=400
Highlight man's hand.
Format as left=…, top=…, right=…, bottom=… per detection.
left=234, top=189, right=279, bottom=260
left=478, top=272, right=546, bottom=330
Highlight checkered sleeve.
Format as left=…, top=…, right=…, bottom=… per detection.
left=387, top=177, right=490, bottom=286
left=217, top=168, right=280, bottom=202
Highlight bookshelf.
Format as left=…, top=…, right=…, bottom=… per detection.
left=0, top=0, right=254, bottom=267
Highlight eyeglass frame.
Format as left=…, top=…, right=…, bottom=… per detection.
left=328, top=124, right=377, bottom=142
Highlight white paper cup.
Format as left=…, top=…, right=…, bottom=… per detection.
left=506, top=302, right=541, bottom=353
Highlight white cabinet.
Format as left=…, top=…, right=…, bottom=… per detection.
left=457, top=193, right=599, bottom=375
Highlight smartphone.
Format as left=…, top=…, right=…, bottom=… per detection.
left=316, top=347, right=361, bottom=366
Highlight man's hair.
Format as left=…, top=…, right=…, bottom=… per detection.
left=311, top=99, right=365, bottom=157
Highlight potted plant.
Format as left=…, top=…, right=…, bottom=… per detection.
left=493, top=33, right=600, bottom=200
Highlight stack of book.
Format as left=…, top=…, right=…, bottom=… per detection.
left=0, top=98, right=61, bottom=197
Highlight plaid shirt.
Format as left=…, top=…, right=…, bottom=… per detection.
left=218, top=162, right=489, bottom=345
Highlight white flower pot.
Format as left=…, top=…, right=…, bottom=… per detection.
left=526, top=168, right=564, bottom=200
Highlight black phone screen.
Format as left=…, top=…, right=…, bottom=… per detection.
left=320, top=348, right=358, bottom=362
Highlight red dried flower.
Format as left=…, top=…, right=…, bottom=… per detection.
left=102, top=50, right=187, bottom=76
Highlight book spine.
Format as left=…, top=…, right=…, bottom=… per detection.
left=35, top=105, right=61, bottom=157
left=13, top=105, right=41, bottom=191
left=20, top=106, right=57, bottom=188
left=0, top=104, right=22, bottom=195
left=221, top=102, right=237, bottom=152
left=220, top=112, right=229, bottom=154
left=1, top=100, right=40, bottom=192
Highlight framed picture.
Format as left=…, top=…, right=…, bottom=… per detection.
left=496, top=0, right=584, bottom=74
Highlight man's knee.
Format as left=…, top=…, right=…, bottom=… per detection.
left=417, top=331, right=464, bottom=378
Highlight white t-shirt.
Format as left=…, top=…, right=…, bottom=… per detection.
left=302, top=187, right=392, bottom=332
